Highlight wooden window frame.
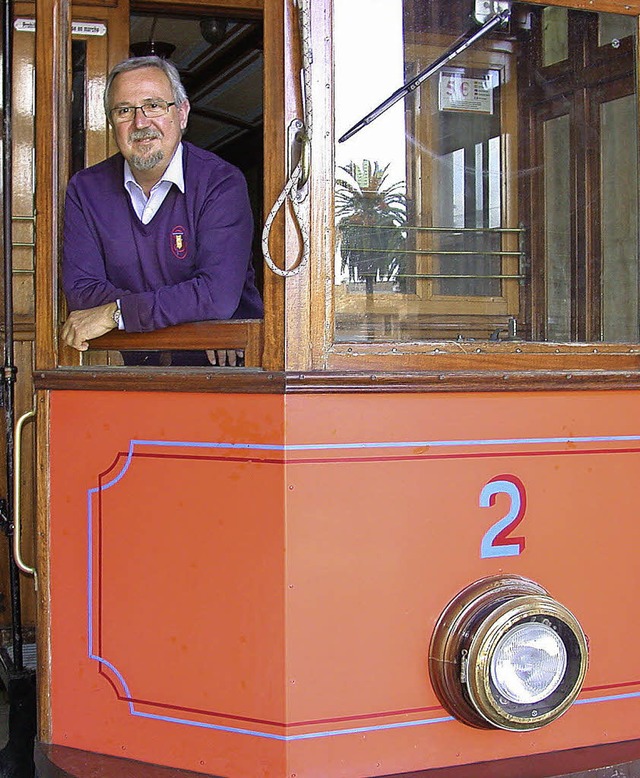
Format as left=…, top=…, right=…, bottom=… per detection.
left=303, top=0, right=640, bottom=375
left=36, top=0, right=284, bottom=375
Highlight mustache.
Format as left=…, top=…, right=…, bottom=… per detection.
left=129, top=129, right=161, bottom=141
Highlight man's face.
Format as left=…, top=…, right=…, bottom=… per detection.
left=109, top=66, right=190, bottom=175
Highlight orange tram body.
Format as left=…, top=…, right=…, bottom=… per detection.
left=4, top=0, right=640, bottom=777
left=41, top=388, right=640, bottom=777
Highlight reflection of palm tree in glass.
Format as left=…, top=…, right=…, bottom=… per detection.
left=336, top=161, right=406, bottom=297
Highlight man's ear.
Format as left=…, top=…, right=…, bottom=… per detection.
left=178, top=99, right=191, bottom=131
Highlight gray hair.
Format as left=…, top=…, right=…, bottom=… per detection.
left=104, top=56, right=188, bottom=121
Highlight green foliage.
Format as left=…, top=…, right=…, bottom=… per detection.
left=336, top=161, right=407, bottom=292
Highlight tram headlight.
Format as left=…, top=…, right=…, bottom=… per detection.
left=490, top=621, right=567, bottom=705
left=428, top=576, right=588, bottom=732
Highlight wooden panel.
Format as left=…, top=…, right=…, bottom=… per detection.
left=33, top=367, right=640, bottom=395
left=282, top=0, right=312, bottom=371
left=59, top=320, right=264, bottom=368
left=88, top=319, right=262, bottom=352
left=133, top=0, right=263, bottom=14
left=262, top=0, right=286, bottom=370
left=35, top=368, right=284, bottom=393
left=33, top=0, right=71, bottom=744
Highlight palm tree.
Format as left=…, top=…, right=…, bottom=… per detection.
left=336, top=161, right=407, bottom=296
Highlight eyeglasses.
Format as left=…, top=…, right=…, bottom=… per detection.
left=110, top=99, right=176, bottom=123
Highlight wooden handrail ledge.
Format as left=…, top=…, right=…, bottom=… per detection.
left=84, top=319, right=264, bottom=367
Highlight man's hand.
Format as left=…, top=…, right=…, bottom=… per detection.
left=61, top=302, right=118, bottom=351
left=206, top=349, right=243, bottom=367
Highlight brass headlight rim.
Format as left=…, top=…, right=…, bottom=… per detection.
left=428, top=576, right=550, bottom=729
left=465, top=595, right=588, bottom=731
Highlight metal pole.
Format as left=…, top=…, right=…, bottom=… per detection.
left=2, top=0, right=25, bottom=673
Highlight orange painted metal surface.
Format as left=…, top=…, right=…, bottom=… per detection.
left=48, top=389, right=640, bottom=777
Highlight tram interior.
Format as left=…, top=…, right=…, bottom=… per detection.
left=128, top=10, right=263, bottom=239
left=68, top=8, right=265, bottom=366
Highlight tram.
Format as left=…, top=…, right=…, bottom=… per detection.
left=2, top=0, right=640, bottom=776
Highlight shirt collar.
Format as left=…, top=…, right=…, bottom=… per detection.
left=123, top=142, right=185, bottom=194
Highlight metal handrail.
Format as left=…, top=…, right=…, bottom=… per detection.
left=344, top=248, right=523, bottom=256
left=340, top=225, right=526, bottom=233
left=13, top=406, right=36, bottom=579
left=395, top=273, right=525, bottom=280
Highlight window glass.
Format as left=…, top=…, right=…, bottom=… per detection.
left=542, top=7, right=568, bottom=66
left=543, top=114, right=571, bottom=342
left=333, top=1, right=638, bottom=345
left=601, top=94, right=639, bottom=341
left=598, top=12, right=636, bottom=47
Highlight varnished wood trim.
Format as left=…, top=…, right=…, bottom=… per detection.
left=62, top=319, right=263, bottom=364
left=326, top=355, right=640, bottom=372
left=34, top=368, right=284, bottom=393
left=34, top=0, right=70, bottom=371
left=261, top=0, right=285, bottom=370
left=88, top=319, right=262, bottom=351
left=33, top=368, right=640, bottom=394
left=131, top=0, right=262, bottom=16
left=243, top=320, right=264, bottom=367
left=324, top=342, right=640, bottom=373
left=60, top=321, right=264, bottom=366
left=34, top=0, right=70, bottom=741
left=72, top=0, right=120, bottom=7
left=308, top=0, right=333, bottom=371
left=285, top=370, right=640, bottom=392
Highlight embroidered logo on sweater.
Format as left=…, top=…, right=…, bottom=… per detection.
left=170, top=226, right=187, bottom=259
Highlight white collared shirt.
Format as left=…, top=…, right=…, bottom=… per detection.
left=123, top=142, right=185, bottom=224
left=117, top=144, right=185, bottom=327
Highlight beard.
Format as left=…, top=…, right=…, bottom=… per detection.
left=128, top=129, right=164, bottom=171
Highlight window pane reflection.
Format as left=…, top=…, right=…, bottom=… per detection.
left=333, top=1, right=639, bottom=345
left=601, top=95, right=639, bottom=341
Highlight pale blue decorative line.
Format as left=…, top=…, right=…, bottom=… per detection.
left=129, top=433, right=640, bottom=452
left=86, top=446, right=137, bottom=701
left=128, top=710, right=456, bottom=740
left=85, top=432, right=640, bottom=739
left=575, top=690, right=640, bottom=705
left=86, top=441, right=138, bottom=664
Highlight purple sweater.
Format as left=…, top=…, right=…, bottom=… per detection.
left=62, top=142, right=263, bottom=332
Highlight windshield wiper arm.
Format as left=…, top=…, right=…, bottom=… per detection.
left=338, top=6, right=511, bottom=144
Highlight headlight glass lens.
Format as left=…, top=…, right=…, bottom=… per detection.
left=490, top=622, right=567, bottom=704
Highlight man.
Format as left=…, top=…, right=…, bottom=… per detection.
left=61, top=56, right=263, bottom=364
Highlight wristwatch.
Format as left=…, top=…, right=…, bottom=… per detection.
left=112, top=302, right=122, bottom=328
